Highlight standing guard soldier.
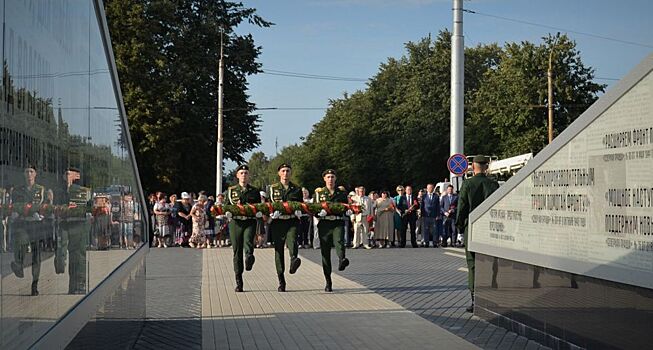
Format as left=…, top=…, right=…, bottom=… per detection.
left=56, top=167, right=91, bottom=294
left=10, top=165, right=45, bottom=296
left=268, top=163, right=303, bottom=292
left=226, top=164, right=261, bottom=292
left=314, top=169, right=350, bottom=292
left=456, top=155, right=499, bottom=312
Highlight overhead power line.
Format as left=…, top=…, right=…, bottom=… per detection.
left=463, top=9, right=653, bottom=49
left=261, top=69, right=368, bottom=82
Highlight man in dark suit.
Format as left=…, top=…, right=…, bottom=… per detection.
left=399, top=185, right=419, bottom=248
left=420, top=183, right=440, bottom=247
left=440, top=184, right=457, bottom=248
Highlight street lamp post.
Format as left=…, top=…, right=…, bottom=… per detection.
left=547, top=35, right=560, bottom=144
left=216, top=31, right=225, bottom=196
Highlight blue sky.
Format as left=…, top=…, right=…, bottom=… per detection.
left=231, top=0, right=652, bottom=170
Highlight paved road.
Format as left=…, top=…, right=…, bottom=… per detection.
left=131, top=246, right=548, bottom=349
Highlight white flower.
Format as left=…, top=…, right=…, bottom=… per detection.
left=255, top=211, right=263, bottom=218
left=318, top=209, right=327, bottom=217
left=10, top=212, right=19, bottom=220
left=345, top=210, right=353, bottom=216
left=294, top=210, right=302, bottom=218
left=271, top=211, right=281, bottom=219
left=225, top=212, right=233, bottom=219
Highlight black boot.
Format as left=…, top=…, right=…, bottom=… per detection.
left=278, top=275, right=286, bottom=292
left=338, top=257, right=349, bottom=271
left=289, top=257, right=302, bottom=274
left=11, top=262, right=24, bottom=278
left=245, top=255, right=255, bottom=271
left=465, top=294, right=474, bottom=313
left=324, top=276, right=333, bottom=292
left=31, top=281, right=39, bottom=296
left=235, top=274, right=244, bottom=292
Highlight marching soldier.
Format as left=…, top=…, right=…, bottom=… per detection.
left=10, top=165, right=45, bottom=296
left=314, top=169, right=350, bottom=292
left=225, top=164, right=261, bottom=292
left=268, top=163, right=303, bottom=292
left=56, top=167, right=91, bottom=294
left=456, top=155, right=500, bottom=312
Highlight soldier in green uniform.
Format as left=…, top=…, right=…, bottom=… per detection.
left=225, top=164, right=262, bottom=292
left=268, top=163, right=303, bottom=292
left=456, top=155, right=500, bottom=312
left=314, top=169, right=350, bottom=292
left=10, top=165, right=45, bottom=296
left=56, top=167, right=91, bottom=294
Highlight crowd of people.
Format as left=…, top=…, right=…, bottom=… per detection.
left=146, top=182, right=463, bottom=251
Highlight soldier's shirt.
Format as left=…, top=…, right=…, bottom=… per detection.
left=226, top=184, right=261, bottom=205
left=12, top=183, right=45, bottom=207
left=314, top=187, right=348, bottom=204
left=455, top=173, right=499, bottom=231
left=269, top=182, right=303, bottom=203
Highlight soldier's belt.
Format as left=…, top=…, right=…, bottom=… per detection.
left=321, top=215, right=344, bottom=221
left=276, top=215, right=296, bottom=220
left=233, top=216, right=256, bottom=221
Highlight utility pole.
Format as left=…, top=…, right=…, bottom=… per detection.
left=450, top=0, right=464, bottom=179
left=216, top=30, right=225, bottom=196
left=547, top=35, right=559, bottom=144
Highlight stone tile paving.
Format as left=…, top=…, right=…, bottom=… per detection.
left=202, top=247, right=477, bottom=350
left=299, top=246, right=550, bottom=350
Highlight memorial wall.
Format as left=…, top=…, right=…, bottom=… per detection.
left=0, top=1, right=148, bottom=348
left=468, top=54, right=653, bottom=349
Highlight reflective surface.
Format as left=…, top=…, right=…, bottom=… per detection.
left=0, top=1, right=146, bottom=348
left=475, top=253, right=653, bottom=349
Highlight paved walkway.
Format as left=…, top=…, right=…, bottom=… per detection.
left=135, top=246, right=549, bottom=349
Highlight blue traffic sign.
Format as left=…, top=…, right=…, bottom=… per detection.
left=447, top=154, right=468, bottom=175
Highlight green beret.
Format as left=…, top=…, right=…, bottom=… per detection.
left=277, top=163, right=291, bottom=171
left=473, top=155, right=490, bottom=164
left=236, top=164, right=249, bottom=172
left=322, top=169, right=336, bottom=177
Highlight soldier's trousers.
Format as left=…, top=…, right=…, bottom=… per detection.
left=12, top=222, right=42, bottom=282
left=317, top=220, right=345, bottom=278
left=464, top=228, right=475, bottom=294
left=270, top=219, right=299, bottom=276
left=230, top=219, right=257, bottom=275
left=66, top=223, right=88, bottom=293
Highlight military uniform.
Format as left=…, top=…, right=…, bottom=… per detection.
left=10, top=181, right=45, bottom=296
left=456, top=156, right=499, bottom=310
left=57, top=180, right=91, bottom=294
left=314, top=169, right=350, bottom=292
left=268, top=163, right=303, bottom=292
left=225, top=164, right=261, bottom=292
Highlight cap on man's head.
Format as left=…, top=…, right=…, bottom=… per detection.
left=277, top=162, right=291, bottom=171
left=322, top=169, right=336, bottom=177
left=66, top=166, right=80, bottom=173
left=181, top=192, right=191, bottom=199
left=236, top=164, right=249, bottom=172
left=472, top=155, right=490, bottom=164
left=26, top=164, right=37, bottom=171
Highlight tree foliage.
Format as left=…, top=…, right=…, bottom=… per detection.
left=254, top=32, right=604, bottom=193
left=104, top=0, right=271, bottom=194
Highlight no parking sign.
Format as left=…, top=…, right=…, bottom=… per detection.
left=447, top=153, right=468, bottom=176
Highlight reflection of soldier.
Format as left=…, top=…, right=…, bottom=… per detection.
left=121, top=193, right=136, bottom=249
left=10, top=165, right=45, bottom=296
left=1, top=187, right=8, bottom=252
left=57, top=167, right=91, bottom=294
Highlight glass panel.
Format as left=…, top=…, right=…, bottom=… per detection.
left=0, top=1, right=146, bottom=348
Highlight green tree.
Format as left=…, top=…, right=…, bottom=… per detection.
left=104, top=0, right=271, bottom=194
left=471, top=33, right=604, bottom=156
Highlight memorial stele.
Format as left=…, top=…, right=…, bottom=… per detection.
left=469, top=53, right=653, bottom=290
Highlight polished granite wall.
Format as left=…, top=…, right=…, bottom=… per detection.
left=474, top=253, right=653, bottom=349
